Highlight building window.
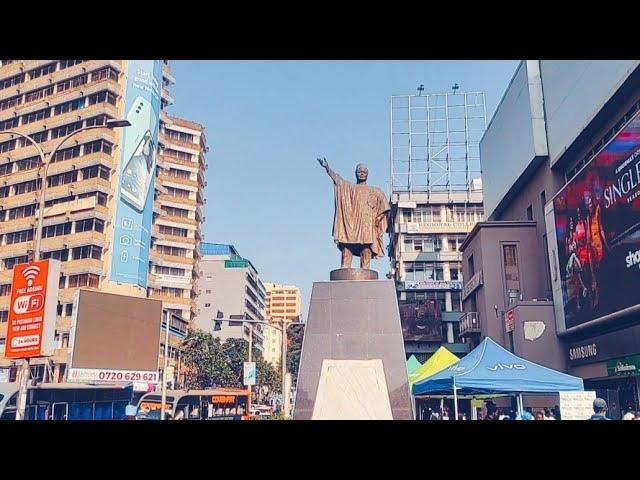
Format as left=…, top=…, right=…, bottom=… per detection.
left=0, top=94, right=22, bottom=111
left=467, top=254, right=475, bottom=277
left=540, top=190, right=546, bottom=213
left=51, top=121, right=83, bottom=140
left=65, top=304, right=73, bottom=317
left=24, top=85, right=54, bottom=104
left=3, top=255, right=29, bottom=270
left=42, top=222, right=72, bottom=238
left=90, top=67, right=119, bottom=82
left=165, top=186, right=190, bottom=199
left=0, top=73, right=24, bottom=90
left=40, top=249, right=69, bottom=260
left=7, top=204, right=36, bottom=221
left=59, top=60, right=85, bottom=70
left=167, top=168, right=191, bottom=179
left=54, top=97, right=86, bottom=115
left=68, top=274, right=100, bottom=288
left=75, top=218, right=105, bottom=233
left=451, top=291, right=462, bottom=312
left=15, top=156, right=40, bottom=172
left=52, top=145, right=81, bottom=163
left=14, top=179, right=41, bottom=195
left=162, top=149, right=192, bottom=162
left=526, top=205, right=533, bottom=221
left=22, top=107, right=51, bottom=125
left=71, top=245, right=102, bottom=260
left=56, top=73, right=88, bottom=93
left=162, top=206, right=189, bottom=218
left=27, top=62, right=56, bottom=79
left=81, top=165, right=110, bottom=181
left=47, top=170, right=78, bottom=188
left=5, top=228, right=34, bottom=245
left=502, top=244, right=521, bottom=305
left=0, top=310, right=8, bottom=322
left=0, top=117, right=19, bottom=131
left=84, top=140, right=113, bottom=155
left=0, top=284, right=11, bottom=296
left=156, top=245, right=187, bottom=257
left=155, top=266, right=185, bottom=276
left=159, top=225, right=188, bottom=237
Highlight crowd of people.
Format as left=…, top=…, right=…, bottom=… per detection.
left=421, top=398, right=640, bottom=420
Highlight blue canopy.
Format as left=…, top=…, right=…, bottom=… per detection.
left=412, top=337, right=584, bottom=396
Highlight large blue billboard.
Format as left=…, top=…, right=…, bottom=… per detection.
left=110, top=60, right=162, bottom=288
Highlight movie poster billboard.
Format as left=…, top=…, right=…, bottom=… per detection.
left=110, top=60, right=162, bottom=288
left=553, top=111, right=640, bottom=329
left=399, top=300, right=442, bottom=342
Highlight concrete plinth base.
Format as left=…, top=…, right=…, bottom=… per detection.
left=293, top=280, right=412, bottom=420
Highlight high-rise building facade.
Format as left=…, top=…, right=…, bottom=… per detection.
left=0, top=60, right=206, bottom=385
left=262, top=282, right=301, bottom=366
left=194, top=243, right=265, bottom=352
left=389, top=91, right=486, bottom=362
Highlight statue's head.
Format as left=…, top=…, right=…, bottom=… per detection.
left=355, top=163, right=369, bottom=182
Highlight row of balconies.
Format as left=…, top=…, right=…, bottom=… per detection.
left=0, top=79, right=121, bottom=127
left=0, top=60, right=122, bottom=103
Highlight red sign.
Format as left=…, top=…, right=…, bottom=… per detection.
left=4, top=259, right=59, bottom=359
left=505, top=309, right=515, bottom=333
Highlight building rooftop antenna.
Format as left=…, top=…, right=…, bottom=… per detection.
left=452, top=83, right=460, bottom=94
left=417, top=84, right=424, bottom=96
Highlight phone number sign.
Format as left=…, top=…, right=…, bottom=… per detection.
left=68, top=368, right=158, bottom=383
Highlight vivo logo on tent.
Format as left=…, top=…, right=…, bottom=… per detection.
left=487, top=363, right=526, bottom=371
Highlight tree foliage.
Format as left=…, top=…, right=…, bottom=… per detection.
left=181, top=329, right=281, bottom=396
left=286, top=323, right=305, bottom=387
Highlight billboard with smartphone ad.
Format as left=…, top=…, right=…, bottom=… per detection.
left=110, top=60, right=162, bottom=288
left=552, top=110, right=640, bottom=329
left=4, top=259, right=60, bottom=359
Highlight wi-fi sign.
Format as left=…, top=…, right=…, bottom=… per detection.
left=22, top=265, right=41, bottom=287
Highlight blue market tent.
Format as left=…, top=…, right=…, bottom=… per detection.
left=413, top=337, right=584, bottom=397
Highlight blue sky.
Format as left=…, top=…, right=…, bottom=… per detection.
left=168, top=60, right=519, bottom=316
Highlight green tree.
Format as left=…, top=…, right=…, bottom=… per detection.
left=286, top=323, right=305, bottom=387
left=181, top=329, right=234, bottom=389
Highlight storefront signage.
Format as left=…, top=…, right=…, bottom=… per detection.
left=566, top=323, right=640, bottom=366
left=505, top=309, right=515, bottom=333
left=405, top=280, right=462, bottom=291
left=606, top=355, right=640, bottom=377
left=462, top=270, right=483, bottom=301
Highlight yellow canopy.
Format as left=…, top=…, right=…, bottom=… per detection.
left=409, top=346, right=459, bottom=387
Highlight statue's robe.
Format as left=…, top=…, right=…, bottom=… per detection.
left=332, top=174, right=390, bottom=258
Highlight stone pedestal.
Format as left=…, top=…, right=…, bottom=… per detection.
left=293, top=280, right=412, bottom=420
left=330, top=268, right=378, bottom=281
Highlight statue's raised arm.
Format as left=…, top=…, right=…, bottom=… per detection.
left=317, top=157, right=340, bottom=185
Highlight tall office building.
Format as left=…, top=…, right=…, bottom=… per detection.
left=388, top=91, right=486, bottom=362
left=194, top=243, right=265, bottom=352
left=0, top=60, right=206, bottom=385
left=262, top=282, right=301, bottom=367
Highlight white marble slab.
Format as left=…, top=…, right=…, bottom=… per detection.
left=311, top=359, right=392, bottom=420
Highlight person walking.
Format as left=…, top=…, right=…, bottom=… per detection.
left=589, top=398, right=611, bottom=420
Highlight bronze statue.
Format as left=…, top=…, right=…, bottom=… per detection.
left=318, top=157, right=390, bottom=270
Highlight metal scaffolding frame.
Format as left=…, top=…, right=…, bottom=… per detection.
left=390, top=91, right=487, bottom=195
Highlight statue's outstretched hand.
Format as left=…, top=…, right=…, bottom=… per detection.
left=317, top=157, right=328, bottom=169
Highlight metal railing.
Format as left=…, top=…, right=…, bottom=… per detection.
left=459, top=311, right=480, bottom=336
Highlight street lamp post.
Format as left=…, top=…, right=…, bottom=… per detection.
left=160, top=309, right=171, bottom=420
left=1, top=119, right=130, bottom=421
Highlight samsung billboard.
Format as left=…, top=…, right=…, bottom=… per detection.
left=110, top=60, right=162, bottom=288
left=552, top=110, right=640, bottom=329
